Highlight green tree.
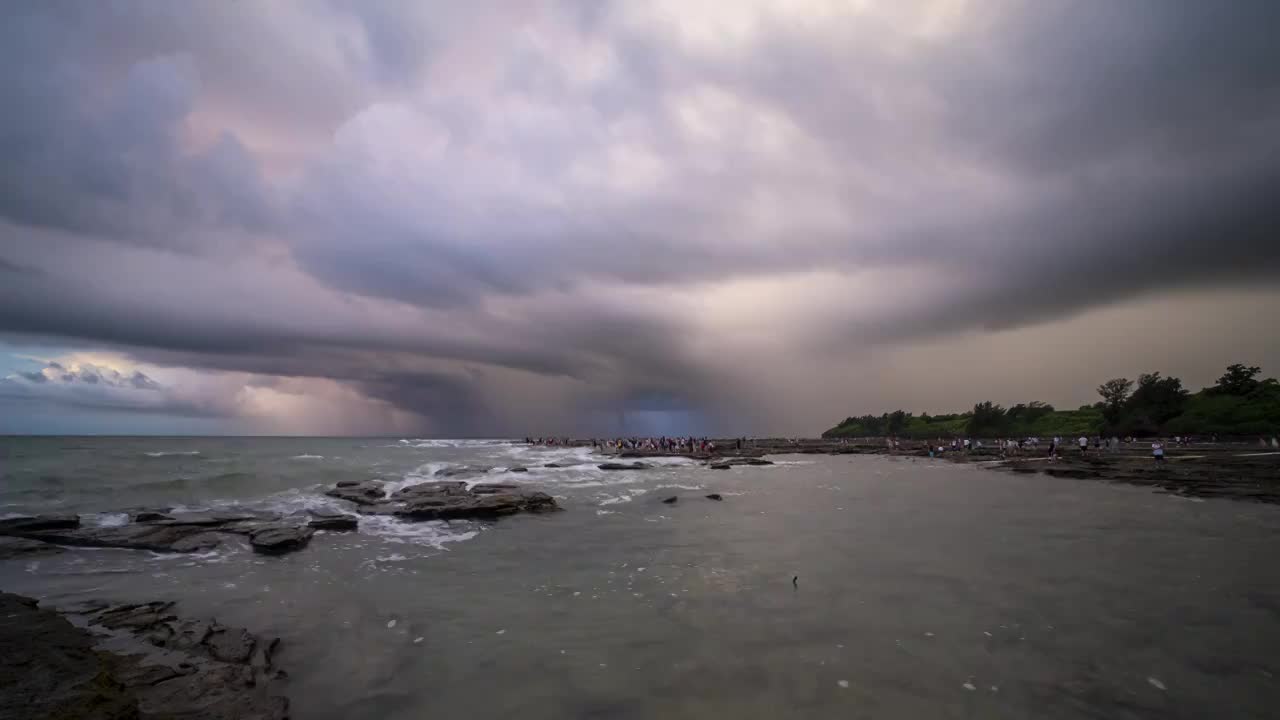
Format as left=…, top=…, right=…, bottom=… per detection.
left=1097, top=377, right=1133, bottom=424
left=1126, top=372, right=1189, bottom=426
left=1213, top=364, right=1262, bottom=396
left=966, top=401, right=1006, bottom=436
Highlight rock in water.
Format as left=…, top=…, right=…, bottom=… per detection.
left=0, top=536, right=65, bottom=559
left=598, top=462, right=650, bottom=471
left=328, top=479, right=560, bottom=522
left=0, top=514, right=80, bottom=532
left=710, top=463, right=732, bottom=470
left=662, top=496, right=678, bottom=504
left=705, top=493, right=723, bottom=501
left=324, top=480, right=387, bottom=505
left=308, top=512, right=358, bottom=531
left=249, top=526, right=315, bottom=555
left=507, top=466, right=529, bottom=473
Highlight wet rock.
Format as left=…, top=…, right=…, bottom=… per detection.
left=205, top=624, right=256, bottom=664
left=0, top=514, right=80, bottom=532
left=0, top=536, right=65, bottom=559
left=0, top=522, right=226, bottom=554
left=662, top=496, right=678, bottom=504
left=435, top=466, right=494, bottom=479
left=391, top=481, right=468, bottom=500
left=0, top=592, right=137, bottom=720
left=153, top=511, right=267, bottom=527
left=308, top=512, right=358, bottom=531
left=744, top=458, right=774, bottom=466
left=598, top=462, right=650, bottom=471
left=396, top=491, right=558, bottom=521
left=131, top=510, right=171, bottom=523
left=507, top=466, right=529, bottom=473
left=710, top=463, right=732, bottom=470
left=705, top=493, right=723, bottom=501
left=334, top=479, right=560, bottom=522
left=324, top=480, right=387, bottom=505
left=471, top=482, right=520, bottom=495
left=70, top=597, right=290, bottom=719
left=94, top=602, right=175, bottom=631
left=249, top=525, right=314, bottom=555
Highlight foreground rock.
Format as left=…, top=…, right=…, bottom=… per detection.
left=326, top=479, right=560, bottom=521
left=0, top=592, right=289, bottom=720
left=0, top=511, right=324, bottom=556
left=0, top=592, right=136, bottom=720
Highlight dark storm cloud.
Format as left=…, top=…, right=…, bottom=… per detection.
left=1, top=0, right=1279, bottom=433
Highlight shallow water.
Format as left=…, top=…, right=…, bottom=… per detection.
left=2, top=437, right=1279, bottom=719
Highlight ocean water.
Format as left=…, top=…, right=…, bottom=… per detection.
left=2, top=436, right=1279, bottom=719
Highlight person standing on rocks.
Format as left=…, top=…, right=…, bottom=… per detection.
left=1078, top=436, right=1089, bottom=455
left=1152, top=440, right=1165, bottom=462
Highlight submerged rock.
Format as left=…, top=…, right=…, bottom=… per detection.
left=308, top=512, right=358, bottom=531
left=249, top=525, right=315, bottom=555
left=705, top=493, right=723, bottom=501
left=0, top=514, right=80, bottom=532
left=598, top=462, right=650, bottom=471
left=324, top=480, right=387, bottom=505
left=710, top=463, right=732, bottom=470
left=662, top=496, right=678, bottom=504
left=0, top=536, right=65, bottom=559
left=0, top=512, right=315, bottom=556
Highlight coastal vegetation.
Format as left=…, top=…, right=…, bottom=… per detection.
left=823, top=364, right=1280, bottom=438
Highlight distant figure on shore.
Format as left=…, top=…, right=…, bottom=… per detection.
left=1152, top=441, right=1165, bottom=462
left=1272, top=437, right=1279, bottom=448
left=1047, top=437, right=1058, bottom=460
left=1078, top=436, right=1088, bottom=455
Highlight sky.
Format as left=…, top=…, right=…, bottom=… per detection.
left=2, top=0, right=1279, bottom=436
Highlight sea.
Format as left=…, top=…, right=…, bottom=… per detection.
left=2, top=436, right=1278, bottom=719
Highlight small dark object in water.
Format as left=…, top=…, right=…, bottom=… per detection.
left=705, top=493, right=723, bottom=501
left=662, top=496, right=678, bottom=504
left=792, top=575, right=798, bottom=587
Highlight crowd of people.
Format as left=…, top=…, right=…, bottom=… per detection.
left=525, top=436, right=755, bottom=454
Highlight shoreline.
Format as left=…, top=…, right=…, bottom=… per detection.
left=534, top=438, right=1280, bottom=505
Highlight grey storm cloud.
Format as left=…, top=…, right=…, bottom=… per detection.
left=1, top=361, right=217, bottom=417
left=1, top=0, right=1278, bottom=434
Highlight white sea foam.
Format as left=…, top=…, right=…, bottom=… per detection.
left=85, top=512, right=129, bottom=528
left=355, top=514, right=480, bottom=549
left=291, top=454, right=325, bottom=460
left=396, top=439, right=516, bottom=449
left=144, top=451, right=201, bottom=457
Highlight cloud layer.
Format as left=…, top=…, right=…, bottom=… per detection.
left=3, top=1, right=1279, bottom=434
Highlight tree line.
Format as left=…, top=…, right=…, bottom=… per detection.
left=824, top=364, right=1280, bottom=439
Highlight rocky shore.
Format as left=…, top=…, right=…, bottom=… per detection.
left=325, top=479, right=559, bottom=520
left=739, top=438, right=1280, bottom=504
left=0, top=592, right=288, bottom=719
left=0, top=477, right=560, bottom=560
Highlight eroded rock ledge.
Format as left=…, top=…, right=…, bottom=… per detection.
left=0, top=592, right=289, bottom=720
